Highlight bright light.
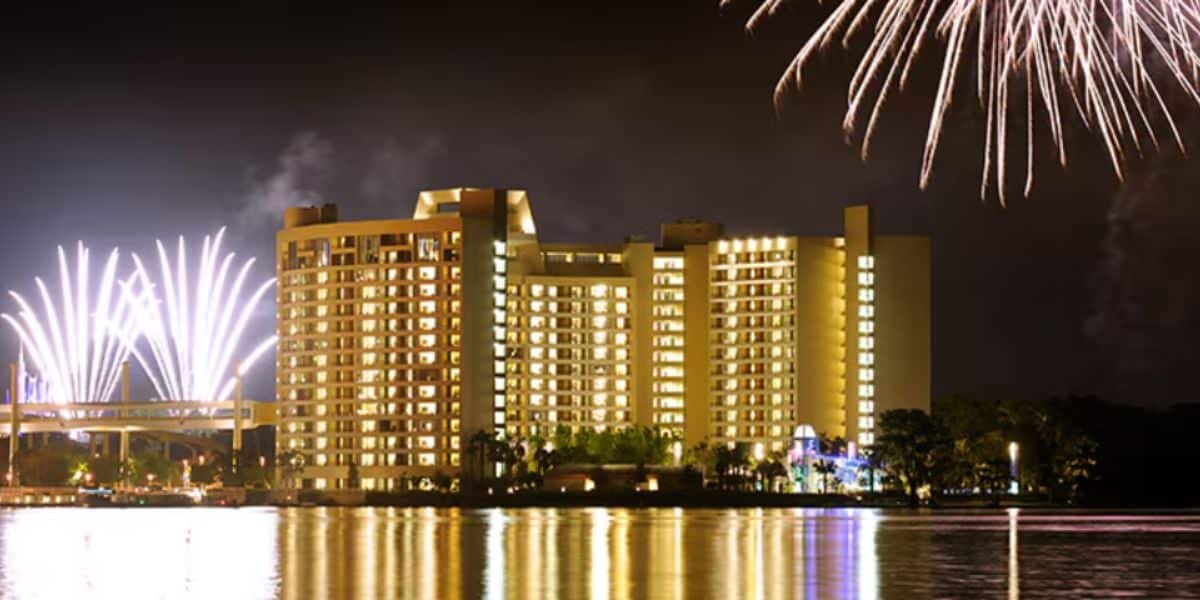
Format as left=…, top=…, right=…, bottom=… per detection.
left=732, top=0, right=1200, bottom=201
left=128, top=228, right=277, bottom=402
left=2, top=243, right=143, bottom=404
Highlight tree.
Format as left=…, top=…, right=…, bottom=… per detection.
left=714, top=443, right=752, bottom=490
left=131, top=452, right=179, bottom=486
left=467, top=430, right=496, bottom=485
left=278, top=450, right=306, bottom=489
left=189, top=461, right=220, bottom=486
left=88, top=455, right=123, bottom=486
left=755, top=456, right=788, bottom=493
left=16, top=446, right=83, bottom=487
left=875, top=409, right=950, bottom=506
left=860, top=447, right=883, bottom=493
left=431, top=470, right=452, bottom=493
left=813, top=459, right=838, bottom=494
left=532, top=445, right=556, bottom=475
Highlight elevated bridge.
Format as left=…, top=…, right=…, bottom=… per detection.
left=3, top=362, right=278, bottom=466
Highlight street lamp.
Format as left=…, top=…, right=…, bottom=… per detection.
left=1008, top=442, right=1019, bottom=495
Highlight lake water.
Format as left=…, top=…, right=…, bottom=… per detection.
left=0, top=507, right=1196, bottom=599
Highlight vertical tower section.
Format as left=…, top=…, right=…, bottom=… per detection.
left=425, top=189, right=535, bottom=447
left=505, top=276, right=635, bottom=435
left=709, top=236, right=799, bottom=454
left=843, top=206, right=874, bottom=447
left=623, top=240, right=656, bottom=431
left=682, top=243, right=712, bottom=447
left=873, top=234, right=931, bottom=419
left=792, top=236, right=847, bottom=439
left=649, top=252, right=686, bottom=437
left=276, top=204, right=465, bottom=490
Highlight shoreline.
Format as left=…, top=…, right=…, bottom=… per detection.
left=3, top=486, right=1196, bottom=510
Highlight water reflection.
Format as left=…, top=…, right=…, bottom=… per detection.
left=1, top=507, right=1198, bottom=599
left=0, top=507, right=278, bottom=599
left=270, top=507, right=891, bottom=599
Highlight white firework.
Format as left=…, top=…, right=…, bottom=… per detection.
left=1, top=243, right=144, bottom=405
left=128, top=228, right=276, bottom=402
left=730, top=0, right=1200, bottom=201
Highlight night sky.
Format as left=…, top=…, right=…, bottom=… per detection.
left=1, top=1, right=1196, bottom=406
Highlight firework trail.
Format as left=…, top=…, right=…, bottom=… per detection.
left=1, top=243, right=144, bottom=405
left=129, top=228, right=277, bottom=402
left=729, top=0, right=1200, bottom=201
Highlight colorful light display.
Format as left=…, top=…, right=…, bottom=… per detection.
left=2, top=230, right=276, bottom=406
left=1, top=243, right=143, bottom=404
left=128, top=228, right=276, bottom=402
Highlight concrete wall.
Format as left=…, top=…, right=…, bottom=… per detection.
left=874, top=235, right=932, bottom=415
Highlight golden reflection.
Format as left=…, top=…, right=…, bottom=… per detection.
left=0, top=505, right=899, bottom=600
left=752, top=507, right=764, bottom=600
left=1008, top=508, right=1020, bottom=600
left=420, top=507, right=435, bottom=600
left=546, top=508, right=559, bottom=599
left=590, top=507, right=611, bottom=600
left=484, top=508, right=505, bottom=600
left=613, top=509, right=630, bottom=600
left=724, top=508, right=740, bottom=600
left=672, top=508, right=684, bottom=600
left=857, top=510, right=880, bottom=600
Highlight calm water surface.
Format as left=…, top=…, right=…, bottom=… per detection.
left=0, top=507, right=1196, bottom=599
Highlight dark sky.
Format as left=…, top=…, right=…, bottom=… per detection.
left=0, top=1, right=1196, bottom=406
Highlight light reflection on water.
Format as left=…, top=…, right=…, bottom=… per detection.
left=0, top=507, right=1198, bottom=599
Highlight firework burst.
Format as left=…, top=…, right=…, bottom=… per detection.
left=1, top=243, right=143, bottom=405
left=129, top=228, right=277, bottom=403
left=730, top=0, right=1200, bottom=201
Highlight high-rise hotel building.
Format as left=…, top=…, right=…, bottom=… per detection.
left=276, top=188, right=929, bottom=490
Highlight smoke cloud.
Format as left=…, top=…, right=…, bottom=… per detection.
left=361, top=136, right=446, bottom=208
left=239, top=131, right=333, bottom=231
left=1086, top=150, right=1200, bottom=404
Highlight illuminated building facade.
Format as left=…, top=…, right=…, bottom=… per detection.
left=277, top=189, right=929, bottom=488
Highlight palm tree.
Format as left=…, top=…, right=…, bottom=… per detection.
left=278, top=450, right=306, bottom=489
left=533, top=445, right=556, bottom=475
left=814, top=459, right=838, bottom=494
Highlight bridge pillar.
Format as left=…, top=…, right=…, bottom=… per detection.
left=232, top=367, right=243, bottom=474
left=7, top=362, right=19, bottom=486
left=119, top=430, right=130, bottom=464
